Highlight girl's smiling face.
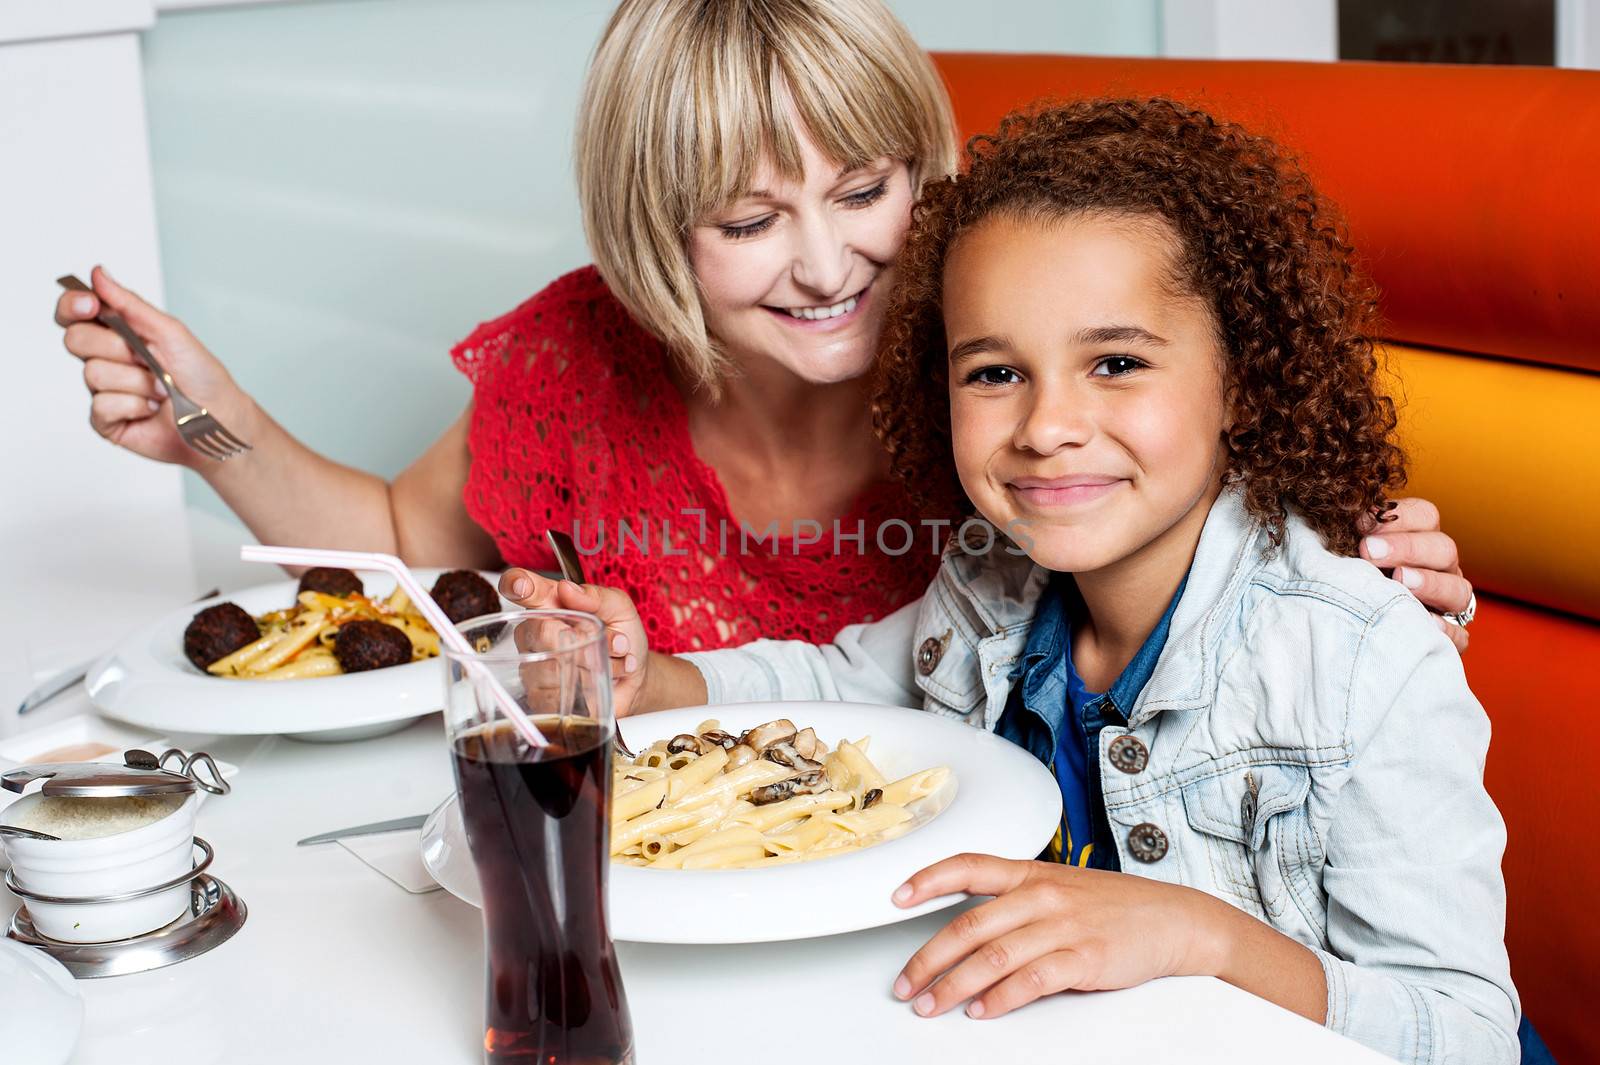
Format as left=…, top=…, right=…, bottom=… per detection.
left=945, top=211, right=1230, bottom=574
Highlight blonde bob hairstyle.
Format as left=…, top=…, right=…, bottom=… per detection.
left=576, top=0, right=957, bottom=391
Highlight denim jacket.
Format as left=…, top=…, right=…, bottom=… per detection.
left=682, top=489, right=1519, bottom=1065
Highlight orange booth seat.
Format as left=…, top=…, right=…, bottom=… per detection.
left=929, top=54, right=1600, bottom=1063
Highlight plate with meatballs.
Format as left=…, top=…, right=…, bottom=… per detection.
left=85, top=568, right=505, bottom=742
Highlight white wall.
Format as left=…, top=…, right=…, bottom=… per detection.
left=0, top=17, right=196, bottom=723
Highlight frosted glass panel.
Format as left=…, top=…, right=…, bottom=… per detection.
left=142, top=0, right=1160, bottom=519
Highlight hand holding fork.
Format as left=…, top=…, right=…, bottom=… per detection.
left=55, top=267, right=251, bottom=463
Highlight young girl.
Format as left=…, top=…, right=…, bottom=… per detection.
left=505, top=98, right=1518, bottom=1063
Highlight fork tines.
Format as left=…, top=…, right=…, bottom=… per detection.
left=179, top=412, right=252, bottom=461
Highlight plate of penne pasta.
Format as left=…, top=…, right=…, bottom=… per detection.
left=422, top=701, right=1062, bottom=943
left=85, top=570, right=504, bottom=742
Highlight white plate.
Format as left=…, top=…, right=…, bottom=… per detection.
left=422, top=701, right=1061, bottom=943
left=85, top=570, right=501, bottom=742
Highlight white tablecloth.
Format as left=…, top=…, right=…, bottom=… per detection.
left=4, top=691, right=1390, bottom=1065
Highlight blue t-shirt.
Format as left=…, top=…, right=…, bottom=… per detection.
left=996, top=575, right=1187, bottom=870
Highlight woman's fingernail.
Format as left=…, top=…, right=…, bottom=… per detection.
left=74, top=296, right=94, bottom=315
left=966, top=1000, right=986, bottom=1019
left=892, top=883, right=913, bottom=905
left=1364, top=536, right=1389, bottom=560
left=511, top=576, right=531, bottom=598
left=623, top=653, right=638, bottom=674
left=914, top=994, right=936, bottom=1017
left=893, top=974, right=911, bottom=999
left=612, top=633, right=630, bottom=654
left=147, top=399, right=160, bottom=412
left=153, top=378, right=168, bottom=398
left=1399, top=566, right=1424, bottom=589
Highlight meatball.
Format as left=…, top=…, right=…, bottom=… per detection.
left=333, top=620, right=413, bottom=673
left=184, top=603, right=260, bottom=670
left=297, top=567, right=364, bottom=598
left=430, top=570, right=499, bottom=626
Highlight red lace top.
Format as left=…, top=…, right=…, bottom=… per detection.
left=451, top=266, right=938, bottom=653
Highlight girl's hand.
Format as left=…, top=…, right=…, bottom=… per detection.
left=498, top=570, right=648, bottom=716
left=1359, top=497, right=1473, bottom=653
left=56, top=265, right=249, bottom=469
left=890, top=855, right=1223, bottom=1020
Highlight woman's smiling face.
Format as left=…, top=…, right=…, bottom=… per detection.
left=687, top=123, right=915, bottom=385
left=945, top=211, right=1230, bottom=574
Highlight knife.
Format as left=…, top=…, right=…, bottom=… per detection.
left=296, top=814, right=429, bottom=846
left=18, top=587, right=222, bottom=716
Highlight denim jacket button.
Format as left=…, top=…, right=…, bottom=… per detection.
left=1128, top=822, right=1169, bottom=863
left=916, top=636, right=944, bottom=676
left=1108, top=735, right=1149, bottom=774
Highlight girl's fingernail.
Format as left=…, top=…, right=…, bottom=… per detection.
left=893, top=975, right=911, bottom=999
left=153, top=378, right=168, bottom=398
left=1364, top=536, right=1389, bottom=560
left=892, top=883, right=913, bottom=904
left=624, top=653, right=638, bottom=674
left=914, top=994, right=936, bottom=1017
left=612, top=633, right=629, bottom=654
left=147, top=399, right=160, bottom=412
left=967, top=1000, right=986, bottom=1019
left=511, top=577, right=531, bottom=598
left=1399, top=567, right=1424, bottom=589
left=74, top=296, right=94, bottom=315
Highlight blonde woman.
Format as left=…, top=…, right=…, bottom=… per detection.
left=54, top=0, right=1470, bottom=653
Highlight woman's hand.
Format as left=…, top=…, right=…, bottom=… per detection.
left=55, top=265, right=249, bottom=468
left=889, top=854, right=1325, bottom=1024
left=498, top=570, right=649, bottom=715
left=1359, top=497, right=1473, bottom=653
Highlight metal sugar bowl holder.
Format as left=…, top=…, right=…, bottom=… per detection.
left=1, top=749, right=247, bottom=977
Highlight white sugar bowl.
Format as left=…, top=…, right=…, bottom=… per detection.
left=1, top=757, right=203, bottom=944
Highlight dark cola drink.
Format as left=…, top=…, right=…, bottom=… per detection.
left=452, top=717, right=633, bottom=1065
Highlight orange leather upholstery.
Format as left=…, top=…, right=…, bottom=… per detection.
left=1384, top=345, right=1600, bottom=620
left=928, top=53, right=1600, bottom=1063
left=933, top=54, right=1600, bottom=375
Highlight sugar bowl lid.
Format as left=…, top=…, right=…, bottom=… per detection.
left=2, top=749, right=199, bottom=798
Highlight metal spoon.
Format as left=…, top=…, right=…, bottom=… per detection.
left=0, top=825, right=62, bottom=842
left=545, top=530, right=635, bottom=758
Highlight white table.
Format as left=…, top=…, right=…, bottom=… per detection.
left=4, top=691, right=1390, bottom=1065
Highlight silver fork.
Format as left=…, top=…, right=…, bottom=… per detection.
left=58, top=274, right=251, bottom=461
left=546, top=529, right=635, bottom=758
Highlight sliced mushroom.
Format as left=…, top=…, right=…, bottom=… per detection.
left=791, top=727, right=821, bottom=760
left=665, top=733, right=702, bottom=755
left=860, top=788, right=883, bottom=810
left=740, top=718, right=797, bottom=752
left=748, top=769, right=830, bottom=806
left=763, top=741, right=823, bottom=773
left=699, top=729, right=739, bottom=750
left=724, top=743, right=758, bottom=771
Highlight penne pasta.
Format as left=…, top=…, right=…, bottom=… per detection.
left=647, top=825, right=765, bottom=869
left=206, top=632, right=279, bottom=676
left=880, top=766, right=951, bottom=807
left=665, top=745, right=728, bottom=801
left=606, top=719, right=952, bottom=871
left=727, top=790, right=852, bottom=833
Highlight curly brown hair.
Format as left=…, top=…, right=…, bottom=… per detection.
left=871, top=97, right=1404, bottom=556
